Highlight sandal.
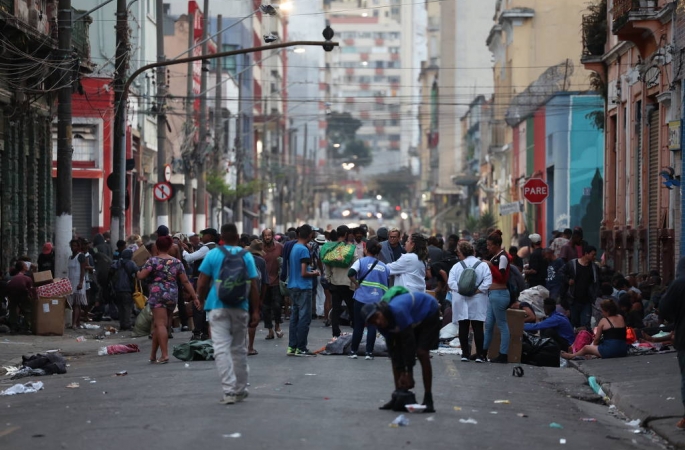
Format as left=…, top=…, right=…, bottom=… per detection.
left=276, top=330, right=284, bottom=339
left=265, top=334, right=275, bottom=340
left=248, top=350, right=258, bottom=356
left=156, top=358, right=169, bottom=364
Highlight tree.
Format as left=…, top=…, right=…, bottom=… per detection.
left=342, top=139, right=373, bottom=167
left=206, top=170, right=267, bottom=202
left=326, top=112, right=363, bottom=146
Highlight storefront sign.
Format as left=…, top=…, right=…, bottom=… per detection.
left=499, top=201, right=522, bottom=216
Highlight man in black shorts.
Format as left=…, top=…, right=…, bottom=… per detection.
left=363, top=288, right=440, bottom=413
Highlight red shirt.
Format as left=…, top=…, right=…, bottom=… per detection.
left=263, top=242, right=284, bottom=287
left=7, top=272, right=34, bottom=300
left=489, top=251, right=511, bottom=285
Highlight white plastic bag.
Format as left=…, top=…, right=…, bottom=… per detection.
left=1, top=381, right=44, bottom=396
left=316, top=281, right=325, bottom=317
left=439, top=322, right=459, bottom=340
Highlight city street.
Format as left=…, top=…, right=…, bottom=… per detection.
left=0, top=323, right=670, bottom=450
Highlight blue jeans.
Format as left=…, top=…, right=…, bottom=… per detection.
left=570, top=302, right=592, bottom=329
left=483, top=289, right=511, bottom=356
left=350, top=300, right=377, bottom=355
left=288, top=288, right=312, bottom=351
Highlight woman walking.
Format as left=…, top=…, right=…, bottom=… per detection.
left=138, top=236, right=199, bottom=364
left=347, top=239, right=389, bottom=359
left=68, top=239, right=88, bottom=329
left=386, top=233, right=428, bottom=293
left=482, top=230, right=512, bottom=363
left=448, top=241, right=492, bottom=362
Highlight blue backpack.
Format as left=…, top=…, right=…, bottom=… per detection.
left=215, top=247, right=249, bottom=306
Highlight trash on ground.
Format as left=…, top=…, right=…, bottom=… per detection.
left=83, top=324, right=100, bottom=329
left=453, top=406, right=462, bottom=411
left=459, top=418, right=478, bottom=424
left=580, top=418, right=597, bottom=422
left=66, top=383, right=80, bottom=389
left=494, top=400, right=510, bottom=404
left=10, top=368, right=46, bottom=380
left=184, top=363, right=190, bottom=368
left=222, top=433, right=241, bottom=438
left=517, top=413, right=528, bottom=418
left=405, top=404, right=426, bottom=413
left=1, top=381, right=44, bottom=396
left=98, top=344, right=140, bottom=355
left=76, top=336, right=86, bottom=342
left=560, top=438, right=567, bottom=444
left=549, top=422, right=563, bottom=429
left=305, top=373, right=316, bottom=376
left=587, top=376, right=606, bottom=397
left=390, top=414, right=409, bottom=427
left=490, top=411, right=498, bottom=414
left=89, top=381, right=96, bottom=384
left=2, top=366, right=19, bottom=377
left=626, top=419, right=641, bottom=427
left=12, top=353, right=67, bottom=379
left=284, top=382, right=293, bottom=386
left=105, top=326, right=117, bottom=333
left=425, top=416, right=435, bottom=422
left=115, top=371, right=127, bottom=376
left=667, top=397, right=675, bottom=400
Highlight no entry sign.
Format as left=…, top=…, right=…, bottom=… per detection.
left=523, top=178, right=549, bottom=204
left=153, top=182, right=173, bottom=202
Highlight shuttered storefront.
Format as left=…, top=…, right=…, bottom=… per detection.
left=72, top=179, right=93, bottom=239
left=648, top=109, right=660, bottom=273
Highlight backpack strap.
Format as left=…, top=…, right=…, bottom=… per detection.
left=460, top=261, right=467, bottom=270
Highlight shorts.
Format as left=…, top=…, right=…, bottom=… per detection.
left=598, top=339, right=628, bottom=359
left=148, top=296, right=177, bottom=311
left=415, top=311, right=441, bottom=351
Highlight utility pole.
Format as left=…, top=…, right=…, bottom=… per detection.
left=182, top=12, right=194, bottom=234
left=155, top=0, right=168, bottom=227
left=235, top=71, right=243, bottom=233
left=213, top=15, right=223, bottom=228
left=111, top=0, right=129, bottom=245
left=260, top=96, right=267, bottom=228
left=55, top=0, right=73, bottom=278
left=195, top=0, right=209, bottom=232
left=302, top=122, right=308, bottom=221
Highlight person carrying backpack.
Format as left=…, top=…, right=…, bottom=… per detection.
left=195, top=224, right=260, bottom=405
left=448, top=240, right=492, bottom=363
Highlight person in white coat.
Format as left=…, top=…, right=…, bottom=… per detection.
left=386, top=233, right=428, bottom=293
left=448, top=241, right=492, bottom=363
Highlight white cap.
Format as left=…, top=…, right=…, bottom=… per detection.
left=529, top=233, right=542, bottom=244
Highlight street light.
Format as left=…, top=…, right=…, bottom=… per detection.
left=342, top=162, right=355, bottom=170
left=376, top=194, right=382, bottom=200
left=333, top=143, right=341, bottom=148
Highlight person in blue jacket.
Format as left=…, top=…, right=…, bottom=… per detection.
left=523, top=298, right=575, bottom=351
left=362, top=287, right=440, bottom=413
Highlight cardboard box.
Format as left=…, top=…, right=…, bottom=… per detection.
left=32, top=270, right=53, bottom=287
left=487, top=309, right=526, bottom=363
left=132, top=245, right=151, bottom=267
left=33, top=297, right=66, bottom=336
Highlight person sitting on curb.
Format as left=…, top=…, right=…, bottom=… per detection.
left=561, top=299, right=628, bottom=360
left=523, top=298, right=575, bottom=352
left=362, top=286, right=440, bottom=413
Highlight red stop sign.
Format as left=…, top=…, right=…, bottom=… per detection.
left=523, top=178, right=549, bottom=204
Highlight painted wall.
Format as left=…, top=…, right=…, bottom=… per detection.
left=545, top=95, right=571, bottom=236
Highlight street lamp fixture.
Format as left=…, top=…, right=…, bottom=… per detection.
left=376, top=194, right=382, bottom=200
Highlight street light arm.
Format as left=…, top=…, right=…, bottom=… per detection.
left=121, top=41, right=338, bottom=109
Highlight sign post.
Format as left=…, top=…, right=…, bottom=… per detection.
left=523, top=178, right=549, bottom=204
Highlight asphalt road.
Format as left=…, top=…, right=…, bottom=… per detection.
left=0, top=322, right=670, bottom=450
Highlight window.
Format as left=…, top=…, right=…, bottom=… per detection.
left=388, top=47, right=400, bottom=54
left=374, top=75, right=384, bottom=82
left=341, top=46, right=358, bottom=54
left=373, top=119, right=385, bottom=126
left=388, top=32, right=400, bottom=40
left=375, top=61, right=384, bottom=68
left=358, top=76, right=371, bottom=83
left=388, top=134, right=400, bottom=141
left=386, top=61, right=399, bottom=69
left=373, top=32, right=386, bottom=39
left=220, top=44, right=238, bottom=76
left=388, top=76, right=400, bottom=83
left=359, top=32, right=372, bottom=38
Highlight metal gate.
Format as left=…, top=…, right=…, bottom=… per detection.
left=648, top=109, right=660, bottom=273
left=72, top=179, right=93, bottom=239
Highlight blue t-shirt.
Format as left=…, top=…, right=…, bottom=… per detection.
left=287, top=243, right=313, bottom=290
left=199, top=245, right=258, bottom=311
left=388, top=292, right=439, bottom=331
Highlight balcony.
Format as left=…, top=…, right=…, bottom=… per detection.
left=72, top=9, right=93, bottom=67
left=611, top=0, right=673, bottom=53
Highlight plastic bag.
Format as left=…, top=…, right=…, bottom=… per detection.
left=316, top=281, right=325, bottom=317
left=521, top=332, right=560, bottom=367
left=439, top=323, right=458, bottom=340
left=132, top=305, right=152, bottom=337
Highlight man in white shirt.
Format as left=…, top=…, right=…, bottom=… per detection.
left=185, top=228, right=219, bottom=340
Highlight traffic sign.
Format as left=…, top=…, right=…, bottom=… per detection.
left=153, top=182, right=173, bottom=202
left=164, top=164, right=172, bottom=182
left=523, top=178, right=549, bottom=204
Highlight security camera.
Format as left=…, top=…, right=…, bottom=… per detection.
left=264, top=34, right=279, bottom=44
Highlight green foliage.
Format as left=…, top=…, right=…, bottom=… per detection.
left=465, top=215, right=479, bottom=234
left=479, top=211, right=499, bottom=232
left=583, top=0, right=607, bottom=56
left=206, top=171, right=266, bottom=201
left=342, top=139, right=373, bottom=167
left=326, top=112, right=363, bottom=146
left=586, top=110, right=605, bottom=131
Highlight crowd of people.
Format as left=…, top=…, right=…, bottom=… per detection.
left=0, top=222, right=683, bottom=414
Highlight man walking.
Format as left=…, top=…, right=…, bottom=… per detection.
left=287, top=224, right=320, bottom=356
left=262, top=228, right=284, bottom=339
left=323, top=225, right=357, bottom=337
left=560, top=245, right=600, bottom=329
left=523, top=233, right=548, bottom=288
left=110, top=249, right=138, bottom=330
left=195, top=224, right=260, bottom=405
left=186, top=228, right=220, bottom=340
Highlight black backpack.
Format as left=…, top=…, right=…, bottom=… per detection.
left=215, top=247, right=249, bottom=306
left=507, top=264, right=526, bottom=304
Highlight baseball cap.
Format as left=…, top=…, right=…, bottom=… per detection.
left=377, top=227, right=389, bottom=240
left=156, top=225, right=170, bottom=237
left=529, top=233, right=542, bottom=243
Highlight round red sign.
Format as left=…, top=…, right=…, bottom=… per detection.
left=523, top=178, right=549, bottom=204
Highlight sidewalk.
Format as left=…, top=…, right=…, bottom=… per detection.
left=569, top=351, right=685, bottom=448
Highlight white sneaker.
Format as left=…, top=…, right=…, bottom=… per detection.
left=365, top=354, right=374, bottom=360
left=475, top=357, right=484, bottom=363
left=348, top=353, right=358, bottom=359
left=235, top=391, right=249, bottom=403
left=220, top=394, right=237, bottom=405
left=461, top=357, right=469, bottom=362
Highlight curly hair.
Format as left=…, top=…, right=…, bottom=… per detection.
left=457, top=241, right=475, bottom=257
left=409, top=233, right=429, bottom=261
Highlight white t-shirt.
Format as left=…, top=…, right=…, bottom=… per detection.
left=386, top=253, right=426, bottom=293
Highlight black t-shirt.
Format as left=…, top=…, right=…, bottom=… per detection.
left=390, top=244, right=403, bottom=262
left=528, top=248, right=548, bottom=287
left=574, top=262, right=593, bottom=304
